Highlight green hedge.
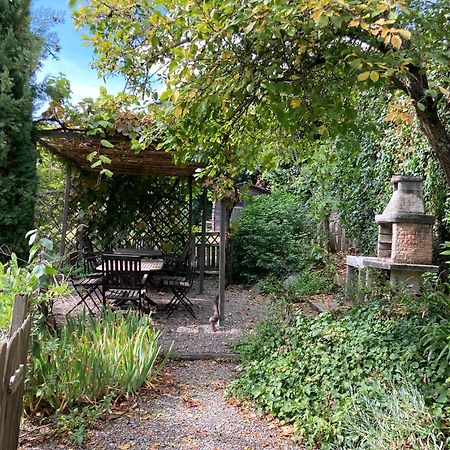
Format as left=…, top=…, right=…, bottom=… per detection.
left=231, top=191, right=324, bottom=283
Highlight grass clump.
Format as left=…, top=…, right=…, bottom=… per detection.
left=26, top=310, right=167, bottom=443
left=230, top=293, right=450, bottom=448
left=336, top=380, right=445, bottom=449
left=287, top=270, right=332, bottom=300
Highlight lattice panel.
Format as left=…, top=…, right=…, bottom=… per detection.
left=35, top=190, right=79, bottom=254
left=72, top=176, right=191, bottom=256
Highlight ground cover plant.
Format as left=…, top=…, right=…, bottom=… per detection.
left=230, top=288, right=450, bottom=449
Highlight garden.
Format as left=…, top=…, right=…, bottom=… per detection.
left=1, top=0, right=450, bottom=449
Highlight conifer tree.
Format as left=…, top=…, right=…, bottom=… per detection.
left=0, top=0, right=40, bottom=257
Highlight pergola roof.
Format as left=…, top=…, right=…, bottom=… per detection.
left=37, top=129, right=204, bottom=177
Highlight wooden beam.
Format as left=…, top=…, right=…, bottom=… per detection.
left=188, top=176, right=193, bottom=246
left=60, top=164, right=72, bottom=256
left=218, top=199, right=227, bottom=325
left=198, top=187, right=207, bottom=294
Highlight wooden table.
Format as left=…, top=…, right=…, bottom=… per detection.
left=96, top=259, right=165, bottom=308
left=96, top=259, right=164, bottom=273
left=114, top=248, right=163, bottom=258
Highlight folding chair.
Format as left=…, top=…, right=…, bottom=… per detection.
left=101, top=253, right=147, bottom=311
left=162, top=258, right=195, bottom=318
left=69, top=252, right=102, bottom=316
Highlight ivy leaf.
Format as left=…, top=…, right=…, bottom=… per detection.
left=369, top=71, right=379, bottom=82
left=99, top=155, right=112, bottom=165
left=398, top=29, right=412, bottom=40
left=101, top=168, right=114, bottom=177
left=391, top=35, right=402, bottom=49
left=357, top=71, right=371, bottom=82
left=87, top=151, right=97, bottom=162
left=100, top=139, right=114, bottom=148
left=91, top=160, right=102, bottom=168
left=174, top=105, right=183, bottom=118
left=98, top=120, right=113, bottom=128
left=39, top=238, right=53, bottom=251
left=417, top=102, right=426, bottom=112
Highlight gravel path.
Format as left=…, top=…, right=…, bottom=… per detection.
left=90, top=360, right=299, bottom=449
left=20, top=277, right=304, bottom=450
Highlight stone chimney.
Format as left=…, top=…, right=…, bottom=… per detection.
left=375, top=176, right=434, bottom=264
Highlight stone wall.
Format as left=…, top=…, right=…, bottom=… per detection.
left=391, top=223, right=433, bottom=264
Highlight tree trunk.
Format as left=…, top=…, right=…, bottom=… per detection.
left=403, top=70, right=450, bottom=186
left=415, top=106, right=450, bottom=186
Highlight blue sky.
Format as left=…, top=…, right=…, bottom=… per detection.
left=32, top=0, right=125, bottom=104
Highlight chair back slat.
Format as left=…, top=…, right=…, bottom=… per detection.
left=102, top=254, right=143, bottom=290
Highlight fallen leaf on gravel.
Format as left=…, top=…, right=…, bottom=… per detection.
left=281, top=425, right=293, bottom=436
left=119, top=442, right=135, bottom=449
left=211, top=381, right=226, bottom=390
left=182, top=395, right=200, bottom=407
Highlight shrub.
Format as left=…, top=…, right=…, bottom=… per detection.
left=26, top=310, right=166, bottom=414
left=230, top=296, right=450, bottom=448
left=231, top=191, right=323, bottom=283
left=258, top=275, right=284, bottom=294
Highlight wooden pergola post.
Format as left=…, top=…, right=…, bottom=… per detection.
left=188, top=176, right=193, bottom=245
left=198, top=187, right=207, bottom=294
left=218, top=199, right=227, bottom=324
left=60, top=164, right=72, bottom=256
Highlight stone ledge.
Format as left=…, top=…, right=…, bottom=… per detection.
left=375, top=213, right=435, bottom=224
left=346, top=255, right=438, bottom=273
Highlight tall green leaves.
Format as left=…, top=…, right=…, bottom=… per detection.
left=26, top=310, right=165, bottom=413
left=0, top=0, right=40, bottom=257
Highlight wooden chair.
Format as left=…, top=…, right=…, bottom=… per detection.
left=162, top=240, right=193, bottom=275
left=161, top=250, right=196, bottom=318
left=101, top=254, right=147, bottom=311
left=69, top=252, right=103, bottom=316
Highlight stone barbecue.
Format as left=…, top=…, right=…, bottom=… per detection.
left=346, top=176, right=438, bottom=294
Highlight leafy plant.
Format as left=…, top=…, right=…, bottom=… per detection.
left=258, top=275, right=284, bottom=295
left=230, top=293, right=450, bottom=448
left=26, top=309, right=166, bottom=414
left=231, top=190, right=323, bottom=283
left=0, top=230, right=67, bottom=331
left=55, top=396, right=113, bottom=445
left=287, top=270, right=332, bottom=301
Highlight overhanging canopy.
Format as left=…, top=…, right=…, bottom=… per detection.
left=37, top=129, right=204, bottom=177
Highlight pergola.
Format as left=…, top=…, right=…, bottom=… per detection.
left=37, top=129, right=227, bottom=323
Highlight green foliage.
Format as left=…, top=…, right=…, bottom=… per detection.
left=333, top=92, right=450, bottom=252
left=55, top=398, right=113, bottom=445
left=0, top=230, right=67, bottom=331
left=70, top=172, right=191, bottom=254
left=26, top=309, right=165, bottom=415
left=74, top=0, right=450, bottom=188
left=258, top=275, right=284, bottom=295
left=336, top=380, right=445, bottom=450
left=287, top=270, right=332, bottom=301
left=37, top=149, right=65, bottom=191
left=231, top=191, right=323, bottom=283
left=230, top=293, right=450, bottom=448
left=0, top=0, right=41, bottom=257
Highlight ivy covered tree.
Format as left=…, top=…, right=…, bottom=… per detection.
left=0, top=0, right=41, bottom=257
left=74, top=0, right=450, bottom=187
